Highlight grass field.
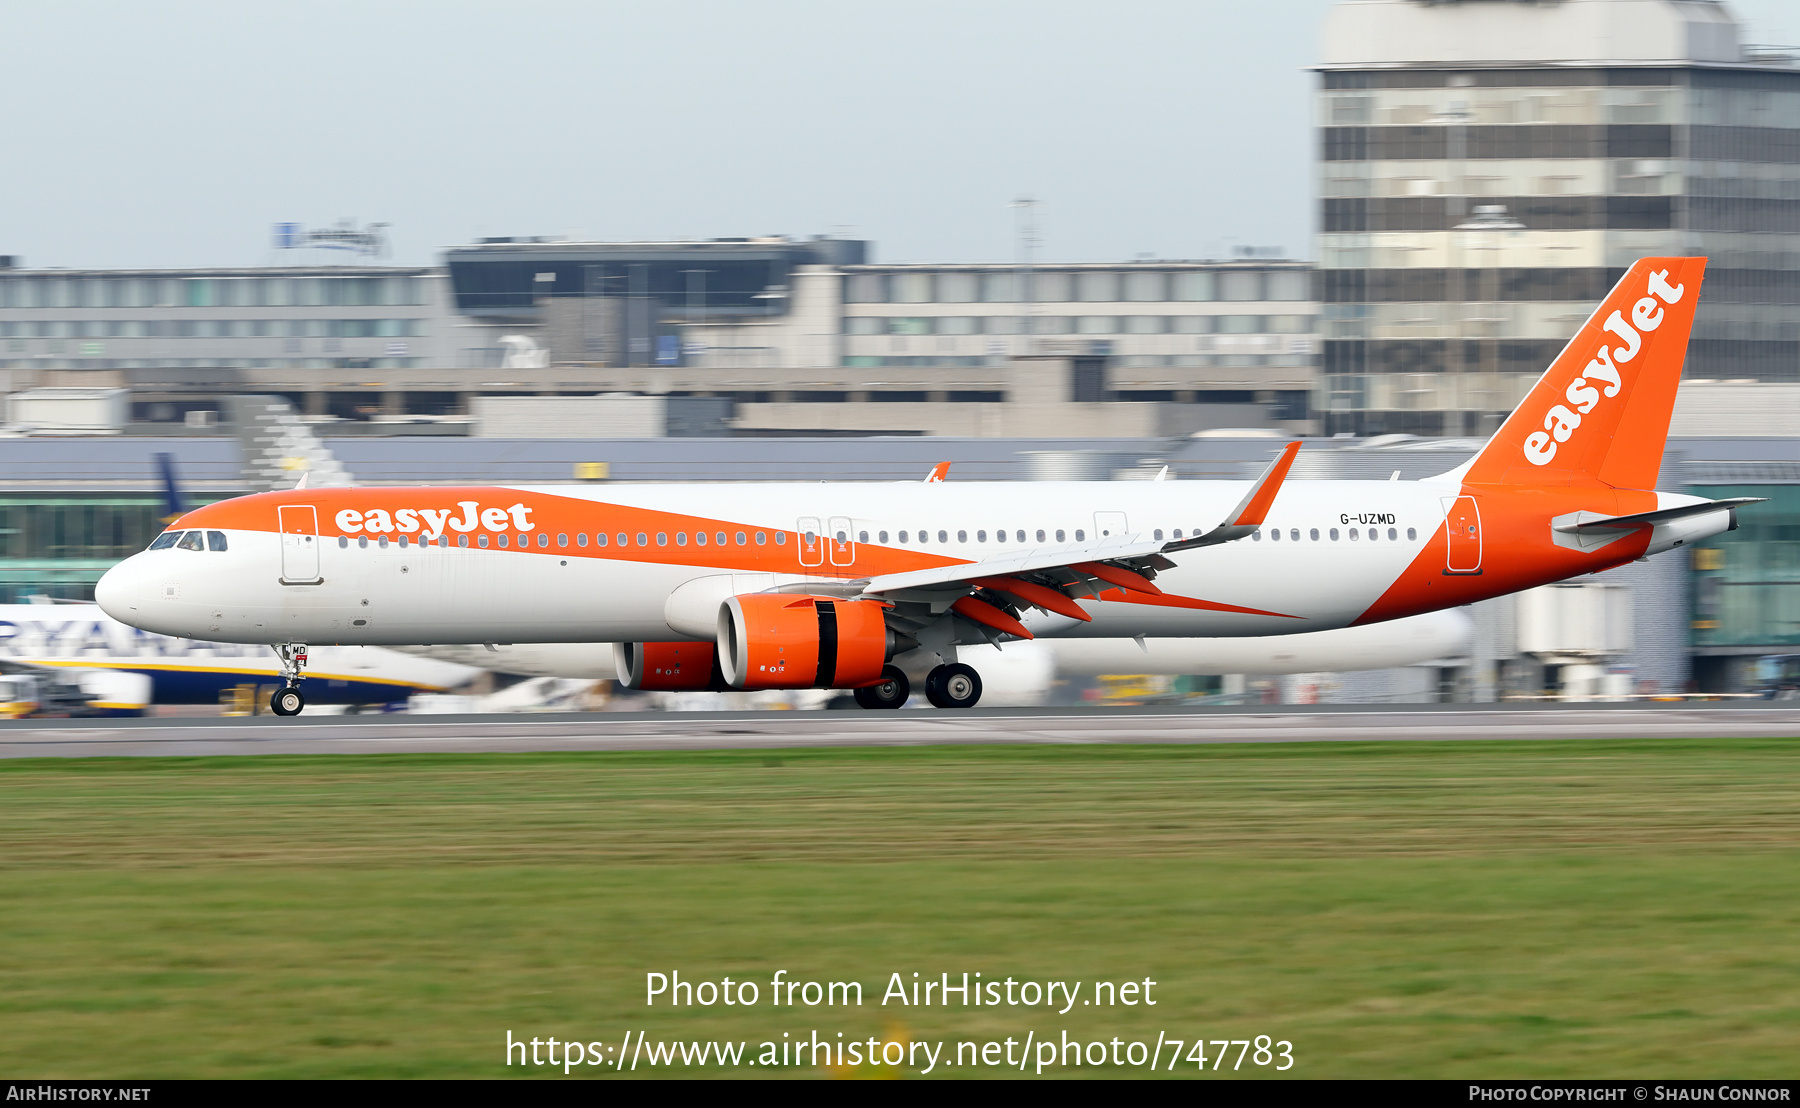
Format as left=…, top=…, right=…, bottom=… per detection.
left=2, top=738, right=1798, bottom=1078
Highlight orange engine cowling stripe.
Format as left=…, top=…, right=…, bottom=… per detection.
left=971, top=575, right=1091, bottom=622
left=951, top=596, right=1034, bottom=640
left=1071, top=561, right=1163, bottom=596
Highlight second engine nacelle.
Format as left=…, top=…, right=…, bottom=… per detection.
left=718, top=594, right=892, bottom=690
left=613, top=641, right=719, bottom=691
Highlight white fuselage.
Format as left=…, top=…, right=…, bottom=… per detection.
left=97, top=479, right=1452, bottom=646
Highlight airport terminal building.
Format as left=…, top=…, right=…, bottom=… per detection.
left=1318, top=0, right=1800, bottom=435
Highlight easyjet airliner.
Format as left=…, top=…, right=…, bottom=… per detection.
left=96, top=258, right=1751, bottom=715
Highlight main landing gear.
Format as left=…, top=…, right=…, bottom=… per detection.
left=854, top=665, right=911, bottom=710
left=851, top=663, right=984, bottom=709
left=270, top=643, right=309, bottom=717
left=924, top=663, right=982, bottom=710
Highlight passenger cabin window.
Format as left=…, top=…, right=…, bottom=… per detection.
left=1291, top=529, right=1300, bottom=542
left=860, top=530, right=870, bottom=543
left=1037, top=530, right=1046, bottom=542
left=899, top=531, right=909, bottom=543
left=1252, top=530, right=1261, bottom=541
left=715, top=532, right=726, bottom=546
left=176, top=531, right=205, bottom=551
left=878, top=531, right=888, bottom=543
left=478, top=535, right=489, bottom=547
left=1407, top=527, right=1417, bottom=541
left=1154, top=529, right=1163, bottom=540
left=497, top=534, right=508, bottom=548
left=1075, top=529, right=1085, bottom=541
left=937, top=530, right=948, bottom=543
left=1270, top=529, right=1281, bottom=542
left=1330, top=528, right=1340, bottom=541
left=1055, top=530, right=1065, bottom=542
left=559, top=533, right=569, bottom=547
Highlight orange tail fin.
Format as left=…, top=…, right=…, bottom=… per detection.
left=1462, top=257, right=1706, bottom=490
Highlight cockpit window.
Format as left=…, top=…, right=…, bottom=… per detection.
left=207, top=531, right=228, bottom=552
left=148, top=531, right=180, bottom=551
left=176, top=531, right=205, bottom=551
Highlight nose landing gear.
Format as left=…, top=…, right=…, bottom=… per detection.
left=270, top=643, right=309, bottom=717
left=924, top=663, right=982, bottom=709
left=271, top=685, right=306, bottom=716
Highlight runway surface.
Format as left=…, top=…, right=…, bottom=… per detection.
left=2, top=703, right=1799, bottom=758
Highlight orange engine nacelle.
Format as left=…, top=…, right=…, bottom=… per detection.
left=718, top=594, right=891, bottom=690
left=614, top=641, right=718, bottom=691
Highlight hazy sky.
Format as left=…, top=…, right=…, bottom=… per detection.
left=6, top=0, right=1799, bottom=270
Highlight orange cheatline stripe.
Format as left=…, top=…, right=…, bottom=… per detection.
left=1095, top=587, right=1300, bottom=620
left=1231, top=440, right=1302, bottom=527
left=951, top=596, right=1034, bottom=640
left=170, top=487, right=968, bottom=580
left=971, top=575, right=1091, bottom=622
left=1072, top=561, right=1163, bottom=596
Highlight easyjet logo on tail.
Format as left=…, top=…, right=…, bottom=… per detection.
left=1523, top=269, right=1685, bottom=467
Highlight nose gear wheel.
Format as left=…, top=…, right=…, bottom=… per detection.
left=270, top=686, right=306, bottom=716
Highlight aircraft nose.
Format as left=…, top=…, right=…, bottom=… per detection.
left=95, top=556, right=151, bottom=623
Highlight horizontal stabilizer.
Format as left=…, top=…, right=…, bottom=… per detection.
left=1551, top=497, right=1764, bottom=534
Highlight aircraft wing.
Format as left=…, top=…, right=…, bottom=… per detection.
left=856, top=536, right=1172, bottom=597
left=853, top=442, right=1302, bottom=641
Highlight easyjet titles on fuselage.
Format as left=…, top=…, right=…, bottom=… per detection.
left=336, top=501, right=536, bottom=540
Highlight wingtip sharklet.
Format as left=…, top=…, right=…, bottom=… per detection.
left=1226, top=440, right=1302, bottom=528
